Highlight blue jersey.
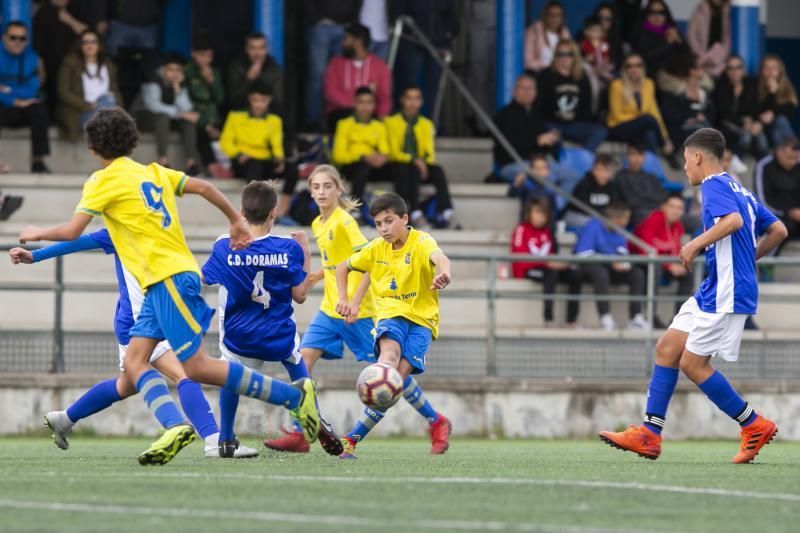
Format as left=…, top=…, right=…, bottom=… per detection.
left=695, top=173, right=777, bottom=314
left=202, top=234, right=307, bottom=361
left=574, top=218, right=629, bottom=257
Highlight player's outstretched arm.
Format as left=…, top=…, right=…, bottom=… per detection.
left=335, top=261, right=353, bottom=317
left=10, top=234, right=102, bottom=265
left=430, top=251, right=452, bottom=290
left=679, top=212, right=744, bottom=270
left=756, top=220, right=789, bottom=260
left=182, top=177, right=253, bottom=250
left=18, top=213, right=93, bottom=244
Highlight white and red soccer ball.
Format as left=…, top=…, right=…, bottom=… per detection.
left=356, top=363, right=404, bottom=410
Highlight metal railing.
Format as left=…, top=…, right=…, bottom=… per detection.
left=3, top=242, right=800, bottom=376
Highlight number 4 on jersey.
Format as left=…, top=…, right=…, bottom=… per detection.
left=251, top=271, right=271, bottom=309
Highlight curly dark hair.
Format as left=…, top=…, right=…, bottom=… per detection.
left=85, top=107, right=139, bottom=160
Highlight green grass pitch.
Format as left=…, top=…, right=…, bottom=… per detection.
left=1, top=436, right=799, bottom=532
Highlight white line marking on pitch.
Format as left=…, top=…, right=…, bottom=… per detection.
left=0, top=499, right=628, bottom=533
left=22, top=472, right=800, bottom=504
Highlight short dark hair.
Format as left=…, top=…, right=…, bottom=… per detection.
left=161, top=52, right=185, bottom=67
left=777, top=136, right=800, bottom=150
left=401, top=84, right=422, bottom=97
left=85, top=107, right=139, bottom=159
left=355, top=86, right=374, bottom=98
left=369, top=192, right=408, bottom=218
left=248, top=78, right=272, bottom=97
left=683, top=128, right=726, bottom=161
left=246, top=31, right=266, bottom=43
left=516, top=71, right=537, bottom=85
left=605, top=200, right=630, bottom=218
left=524, top=196, right=553, bottom=226
left=593, top=153, right=614, bottom=167
left=664, top=191, right=685, bottom=203
left=192, top=30, right=213, bottom=51
left=345, top=23, right=371, bottom=48
left=530, top=152, right=549, bottom=165
left=626, top=142, right=647, bottom=155
left=241, top=181, right=278, bottom=224
left=4, top=21, right=27, bottom=34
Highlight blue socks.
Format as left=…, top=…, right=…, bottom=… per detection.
left=66, top=378, right=122, bottom=423
left=403, top=376, right=439, bottom=423
left=219, top=389, right=239, bottom=443
left=136, top=369, right=186, bottom=429
left=698, top=370, right=758, bottom=427
left=347, top=408, right=385, bottom=442
left=224, top=361, right=301, bottom=409
left=282, top=359, right=311, bottom=434
left=643, top=365, right=680, bottom=435
left=177, top=379, right=218, bottom=439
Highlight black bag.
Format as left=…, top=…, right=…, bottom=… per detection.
left=288, top=189, right=320, bottom=226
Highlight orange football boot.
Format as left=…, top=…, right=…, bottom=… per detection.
left=263, top=428, right=310, bottom=453
left=599, top=425, right=662, bottom=460
left=732, top=415, right=778, bottom=464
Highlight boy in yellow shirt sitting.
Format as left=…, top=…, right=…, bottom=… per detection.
left=220, top=80, right=298, bottom=222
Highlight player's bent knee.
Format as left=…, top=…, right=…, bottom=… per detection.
left=654, top=330, right=687, bottom=367
left=678, top=351, right=712, bottom=382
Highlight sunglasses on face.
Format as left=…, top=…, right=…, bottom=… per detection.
left=556, top=51, right=574, bottom=58
left=648, top=9, right=666, bottom=15
left=81, top=38, right=99, bottom=45
left=6, top=34, right=27, bottom=42
left=598, top=15, right=613, bottom=22
left=727, top=64, right=743, bottom=71
left=625, top=62, right=643, bottom=69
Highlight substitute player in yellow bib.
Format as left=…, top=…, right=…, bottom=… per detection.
left=263, top=166, right=452, bottom=457
left=334, top=192, right=453, bottom=457
left=18, top=107, right=326, bottom=465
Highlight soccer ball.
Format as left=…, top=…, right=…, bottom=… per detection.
left=356, top=363, right=404, bottom=410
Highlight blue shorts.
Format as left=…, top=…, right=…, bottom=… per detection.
left=129, top=272, right=214, bottom=362
left=300, top=311, right=376, bottom=362
left=373, top=317, right=432, bottom=374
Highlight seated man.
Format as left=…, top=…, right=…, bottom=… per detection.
left=323, top=23, right=391, bottom=131
left=574, top=201, right=647, bottom=331
left=384, top=85, right=456, bottom=229
left=0, top=21, right=50, bottom=173
left=754, top=136, right=800, bottom=254
left=219, top=80, right=298, bottom=224
left=615, top=143, right=668, bottom=227
left=631, top=193, right=692, bottom=326
left=563, top=154, right=619, bottom=229
left=332, top=86, right=389, bottom=222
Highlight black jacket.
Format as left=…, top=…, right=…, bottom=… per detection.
left=759, top=91, right=797, bottom=119
left=567, top=172, right=620, bottom=213
left=537, top=68, right=594, bottom=124
left=615, top=169, right=667, bottom=226
left=492, top=100, right=549, bottom=167
left=713, top=76, right=759, bottom=128
left=755, top=156, right=800, bottom=217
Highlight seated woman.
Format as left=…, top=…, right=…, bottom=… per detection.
left=56, top=29, right=121, bottom=142
left=713, top=54, right=766, bottom=160
left=757, top=54, right=798, bottom=147
left=606, top=53, right=672, bottom=156
left=634, top=0, right=683, bottom=77
left=524, top=1, right=571, bottom=72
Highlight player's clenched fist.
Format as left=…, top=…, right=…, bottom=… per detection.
left=430, top=272, right=451, bottom=290
left=9, top=247, right=33, bottom=264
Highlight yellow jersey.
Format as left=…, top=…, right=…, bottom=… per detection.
left=383, top=112, right=436, bottom=165
left=312, top=207, right=375, bottom=319
left=76, top=157, right=200, bottom=289
left=332, top=115, right=390, bottom=166
left=219, top=110, right=284, bottom=161
left=348, top=228, right=441, bottom=338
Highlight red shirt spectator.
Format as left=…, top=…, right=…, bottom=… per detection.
left=510, top=222, right=554, bottom=278
left=630, top=194, right=686, bottom=271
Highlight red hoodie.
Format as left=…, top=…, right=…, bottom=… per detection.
left=323, top=54, right=392, bottom=117
left=630, top=209, right=684, bottom=270
left=510, top=222, right=554, bottom=278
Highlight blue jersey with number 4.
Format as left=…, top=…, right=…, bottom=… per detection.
left=202, top=234, right=307, bottom=360
left=695, top=173, right=777, bottom=314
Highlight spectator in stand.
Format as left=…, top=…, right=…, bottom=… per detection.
left=563, top=154, right=619, bottom=229
left=524, top=1, right=571, bottom=72
left=332, top=86, right=390, bottom=222
left=630, top=193, right=692, bottom=325
left=607, top=53, right=672, bottom=156
left=323, top=23, right=391, bottom=130
left=539, top=39, right=607, bottom=152
left=384, top=85, right=456, bottom=229
left=757, top=54, right=798, bottom=147
left=141, top=53, right=200, bottom=174
left=634, top=0, right=682, bottom=77
left=713, top=54, right=767, bottom=160
left=102, top=0, right=162, bottom=56
left=393, top=0, right=458, bottom=117
left=185, top=32, right=225, bottom=176
left=359, top=0, right=389, bottom=61
left=303, top=0, right=362, bottom=130
left=754, top=137, right=800, bottom=252
left=574, top=201, right=648, bottom=331
left=510, top=197, right=582, bottom=327
left=687, top=0, right=731, bottom=78
left=0, top=21, right=51, bottom=173
left=615, top=143, right=667, bottom=227
left=660, top=56, right=716, bottom=168
left=593, top=3, right=623, bottom=70
left=56, top=29, right=121, bottom=142
left=0, top=189, right=23, bottom=220
left=580, top=16, right=614, bottom=86
left=493, top=73, right=560, bottom=185
left=228, top=32, right=283, bottom=111
left=219, top=80, right=299, bottom=223
left=33, top=0, right=88, bottom=114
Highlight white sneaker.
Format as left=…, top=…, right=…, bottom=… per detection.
left=627, top=313, right=649, bottom=330
left=44, top=411, right=74, bottom=450
left=599, top=313, right=617, bottom=331
left=204, top=433, right=259, bottom=458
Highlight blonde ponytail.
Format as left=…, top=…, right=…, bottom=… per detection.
left=308, top=164, right=361, bottom=212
